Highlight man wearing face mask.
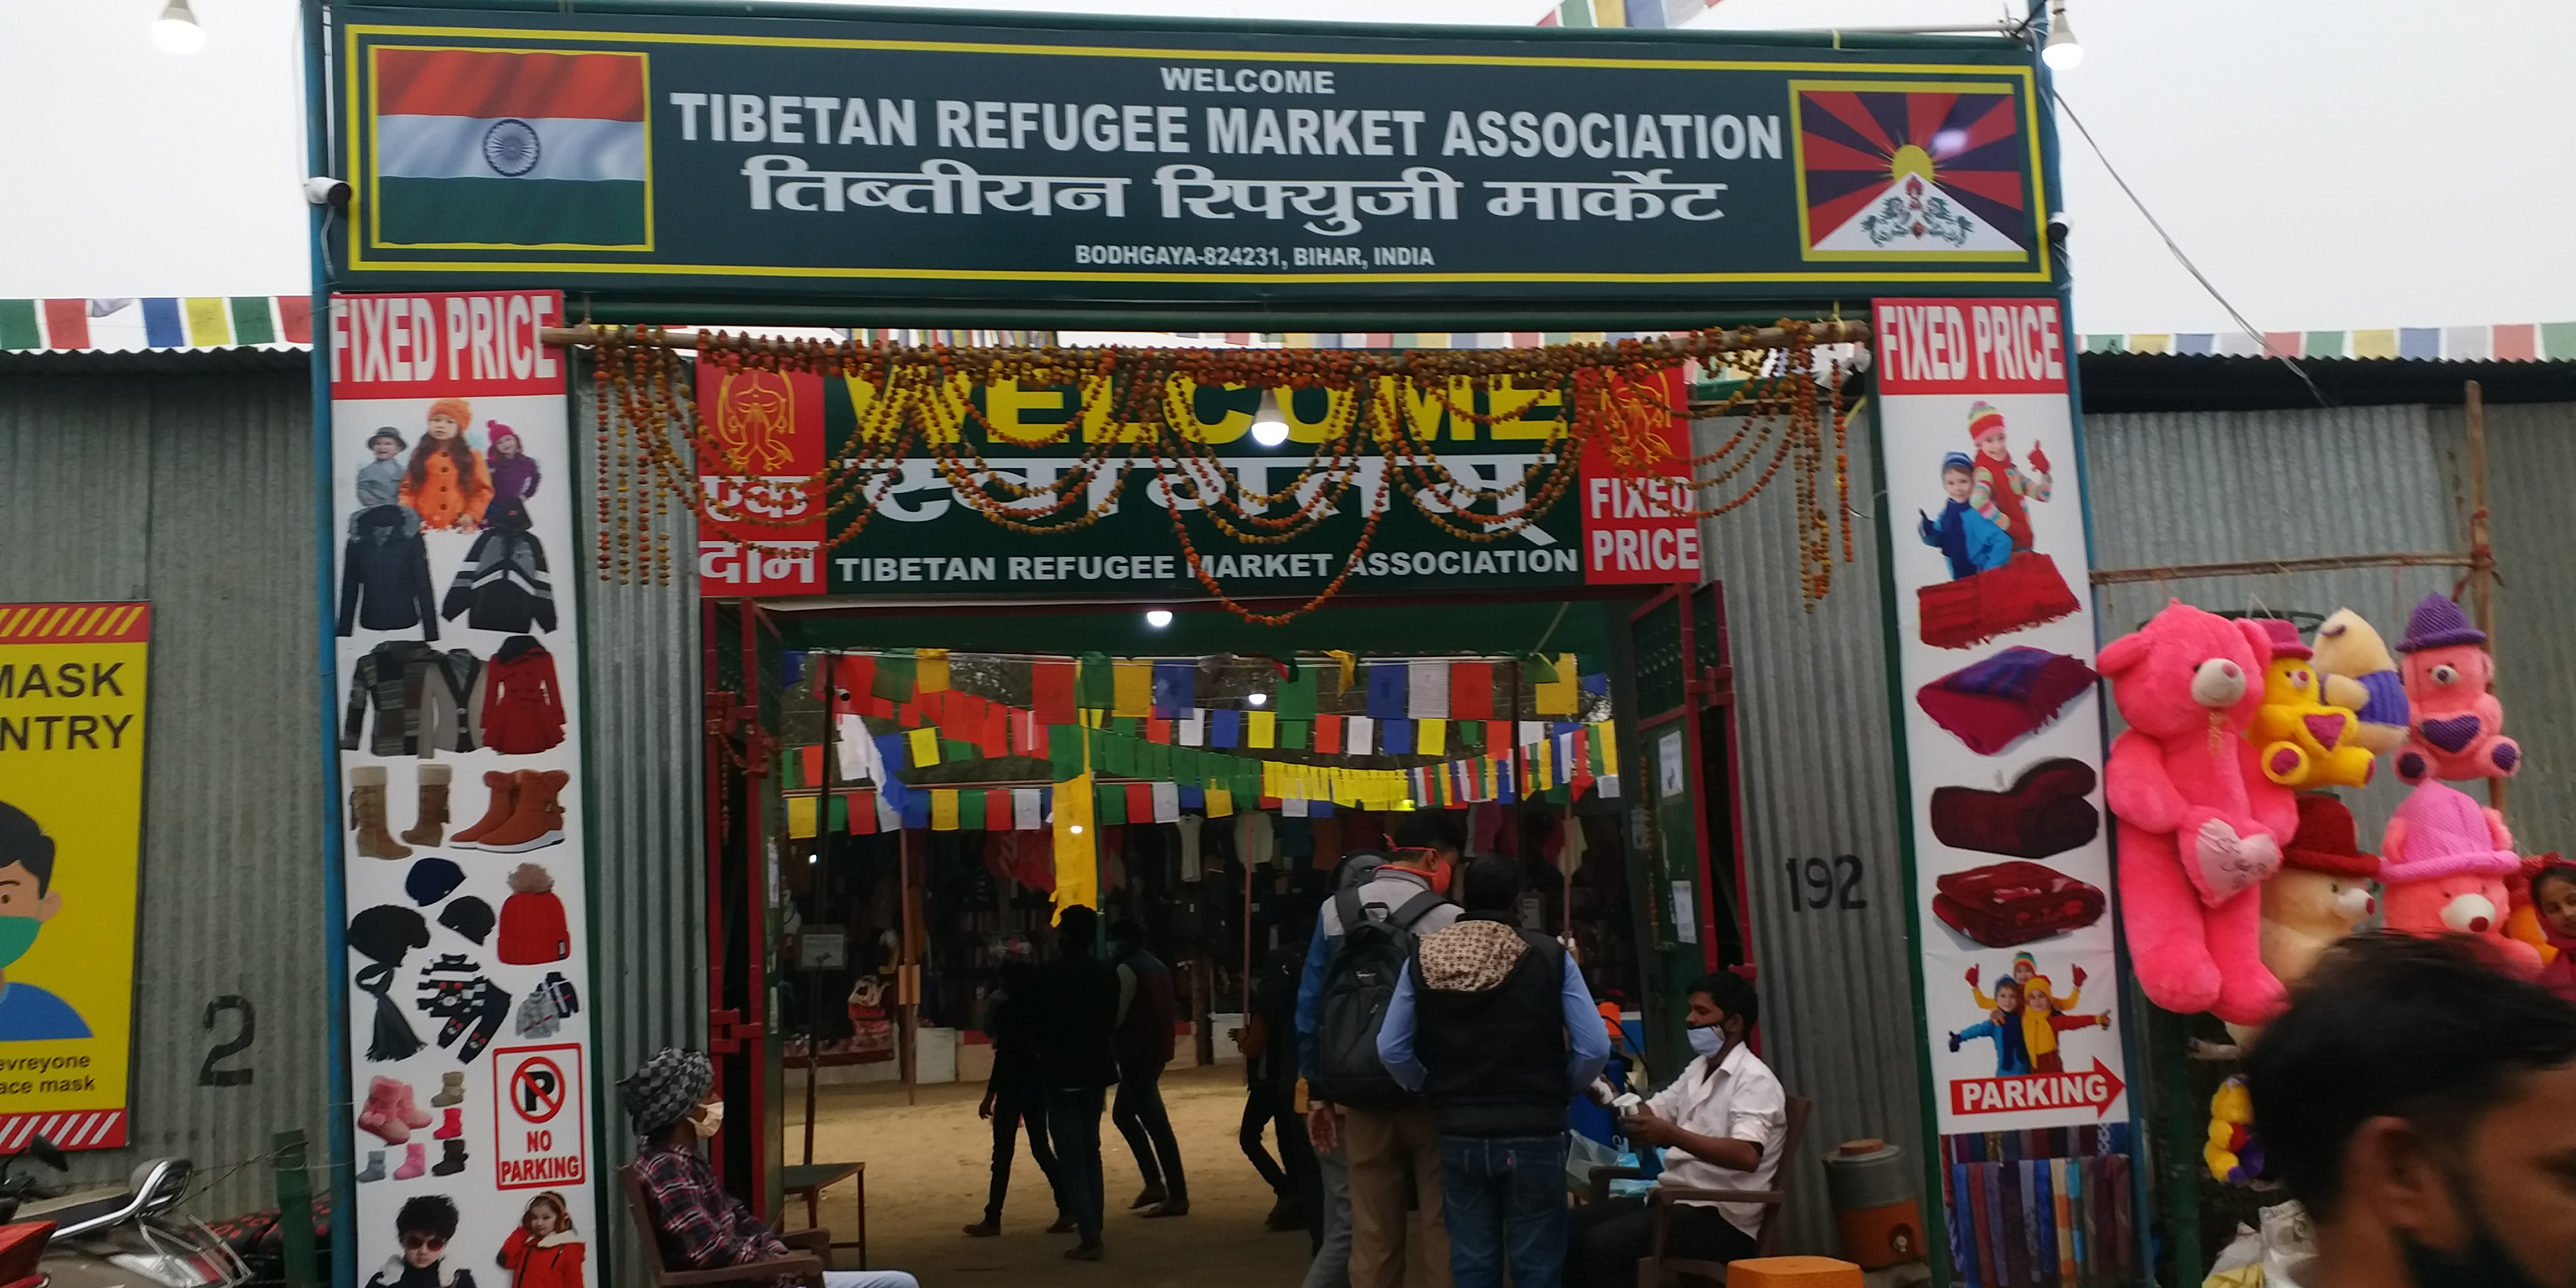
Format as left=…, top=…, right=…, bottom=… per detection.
left=1565, top=973, right=1783, bottom=1288
left=622, top=1048, right=921, bottom=1288
left=2246, top=933, right=2576, bottom=1288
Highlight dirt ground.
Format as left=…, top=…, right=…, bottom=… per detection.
left=780, top=1063, right=1439, bottom=1288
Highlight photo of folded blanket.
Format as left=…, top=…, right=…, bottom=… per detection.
left=1917, top=647, right=2099, bottom=755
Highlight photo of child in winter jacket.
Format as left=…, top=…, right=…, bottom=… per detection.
left=402, top=399, right=493, bottom=532
left=359, top=429, right=410, bottom=510
left=495, top=1191, right=583, bottom=1288
left=1949, top=978, right=2033, bottom=1076
left=486, top=424, right=541, bottom=504
left=1967, top=401, right=2052, bottom=553
left=366, top=1195, right=476, bottom=1288
left=1917, top=451, right=2013, bottom=580
left=2023, top=985, right=2111, bottom=1073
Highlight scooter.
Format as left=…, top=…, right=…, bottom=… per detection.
left=0, top=1137, right=250, bottom=1288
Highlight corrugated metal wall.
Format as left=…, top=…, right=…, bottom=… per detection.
left=0, top=365, right=332, bottom=1216
left=1694, top=414, right=1922, bottom=1256
left=568, top=373, right=708, bottom=1285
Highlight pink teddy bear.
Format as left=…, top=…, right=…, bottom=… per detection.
left=2393, top=593, right=2519, bottom=784
left=2379, top=780, right=2542, bottom=974
left=2099, top=601, right=2299, bottom=1024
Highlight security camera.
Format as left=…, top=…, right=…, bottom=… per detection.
left=2047, top=210, right=2072, bottom=243
left=304, top=176, right=352, bottom=211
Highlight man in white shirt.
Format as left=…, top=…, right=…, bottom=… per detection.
left=1566, top=972, right=1785, bottom=1288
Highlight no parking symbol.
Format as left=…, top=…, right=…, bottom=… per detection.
left=491, top=1043, right=587, bottom=1190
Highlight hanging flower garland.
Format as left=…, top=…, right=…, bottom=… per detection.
left=584, top=320, right=1864, bottom=619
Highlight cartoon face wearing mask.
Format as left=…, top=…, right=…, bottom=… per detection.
left=0, top=802, right=87, bottom=1041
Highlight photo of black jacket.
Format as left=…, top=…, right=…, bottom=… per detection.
left=338, top=504, right=438, bottom=639
left=441, top=495, right=556, bottom=634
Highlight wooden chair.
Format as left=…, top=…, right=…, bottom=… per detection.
left=620, top=1163, right=828, bottom=1288
left=1587, top=1096, right=1815, bottom=1288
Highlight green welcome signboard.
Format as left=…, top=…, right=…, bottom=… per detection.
left=333, top=6, right=2054, bottom=305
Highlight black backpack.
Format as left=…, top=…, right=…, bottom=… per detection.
left=1311, top=885, right=1451, bottom=1109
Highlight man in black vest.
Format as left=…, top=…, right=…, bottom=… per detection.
left=1378, top=855, right=1609, bottom=1288
left=1109, top=917, right=1188, bottom=1216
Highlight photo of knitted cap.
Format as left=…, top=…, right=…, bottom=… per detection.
left=439, top=895, right=496, bottom=945
left=1968, top=401, right=2006, bottom=441
left=406, top=855, right=467, bottom=906
left=347, top=904, right=429, bottom=967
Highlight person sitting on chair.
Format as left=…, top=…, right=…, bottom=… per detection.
left=1566, top=973, right=1786, bottom=1288
left=622, top=1047, right=918, bottom=1288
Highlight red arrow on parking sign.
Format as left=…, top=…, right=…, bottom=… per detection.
left=1949, top=1059, right=2128, bottom=1119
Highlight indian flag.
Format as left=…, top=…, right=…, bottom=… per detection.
left=372, top=48, right=649, bottom=249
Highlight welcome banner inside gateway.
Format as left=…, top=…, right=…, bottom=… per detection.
left=333, top=7, right=2051, bottom=304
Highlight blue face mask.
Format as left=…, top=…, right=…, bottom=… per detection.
left=1688, top=1023, right=1729, bottom=1058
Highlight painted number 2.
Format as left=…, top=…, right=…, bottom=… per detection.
left=200, top=995, right=255, bottom=1087
left=1783, top=855, right=1867, bottom=912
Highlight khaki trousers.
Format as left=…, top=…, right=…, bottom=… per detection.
left=1343, top=1102, right=1452, bottom=1288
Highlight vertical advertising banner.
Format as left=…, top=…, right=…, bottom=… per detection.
left=0, top=603, right=149, bottom=1149
left=1874, top=299, right=2130, bottom=1133
left=695, top=365, right=828, bottom=598
left=330, top=292, right=598, bottom=1288
left=1578, top=370, right=1703, bottom=585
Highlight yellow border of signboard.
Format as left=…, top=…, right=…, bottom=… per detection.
left=343, top=22, right=2052, bottom=286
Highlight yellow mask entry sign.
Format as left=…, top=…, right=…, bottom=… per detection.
left=0, top=603, right=149, bottom=1149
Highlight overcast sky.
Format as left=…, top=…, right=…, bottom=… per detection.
left=3, top=0, right=2569, bottom=333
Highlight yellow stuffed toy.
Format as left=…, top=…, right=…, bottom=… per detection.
left=2314, top=608, right=2410, bottom=755
left=2247, top=619, right=2375, bottom=788
left=2205, top=1076, right=2261, bottom=1185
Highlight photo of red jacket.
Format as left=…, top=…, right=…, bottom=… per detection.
left=479, top=636, right=565, bottom=755
left=496, top=1228, right=583, bottom=1288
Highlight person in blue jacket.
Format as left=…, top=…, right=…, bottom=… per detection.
left=0, top=802, right=91, bottom=1041
left=1919, top=452, right=2014, bottom=580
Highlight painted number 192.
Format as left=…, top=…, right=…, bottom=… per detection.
left=1783, top=855, right=1867, bottom=912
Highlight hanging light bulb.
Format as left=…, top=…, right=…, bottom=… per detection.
left=2042, top=0, right=2082, bottom=70
left=1145, top=609, right=1174, bottom=628
left=1246, top=692, right=1268, bottom=708
left=1069, top=823, right=1085, bottom=835
left=1250, top=391, right=1291, bottom=447
left=154, top=0, right=206, bottom=53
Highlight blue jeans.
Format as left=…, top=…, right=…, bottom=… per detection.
left=1044, top=1086, right=1108, bottom=1241
left=1436, top=1135, right=1568, bottom=1288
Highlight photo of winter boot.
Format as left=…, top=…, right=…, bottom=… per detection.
left=355, top=1150, right=386, bottom=1183
left=434, top=1107, right=462, bottom=1140
left=432, top=1139, right=467, bottom=1177
left=401, top=764, right=452, bottom=847
left=358, top=1076, right=412, bottom=1144
left=392, top=1078, right=433, bottom=1132
left=449, top=771, right=522, bottom=850
left=430, top=1071, right=465, bottom=1107
left=393, top=1143, right=427, bottom=1181
left=478, top=769, right=567, bottom=854
left=348, top=766, right=411, bottom=860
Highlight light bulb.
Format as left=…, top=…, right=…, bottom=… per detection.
left=1070, top=824, right=1085, bottom=835
left=807, top=854, right=818, bottom=865
left=1145, top=609, right=1174, bottom=628
left=1250, top=391, right=1290, bottom=447
left=154, top=0, right=205, bottom=52
left=1247, top=692, right=1268, bottom=708
left=2042, top=0, right=2082, bottom=70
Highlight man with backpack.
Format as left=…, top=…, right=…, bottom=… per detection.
left=1377, top=855, right=1609, bottom=1288
left=1296, top=816, right=1466, bottom=1288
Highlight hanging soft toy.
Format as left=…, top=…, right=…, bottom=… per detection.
left=2204, top=1076, right=2262, bottom=1186
left=2312, top=609, right=2409, bottom=755
left=2245, top=619, right=2374, bottom=789
left=2378, top=780, right=2541, bottom=973
left=2260, top=794, right=2379, bottom=990
left=2099, top=601, right=2298, bottom=1023
left=2393, top=594, right=2518, bottom=784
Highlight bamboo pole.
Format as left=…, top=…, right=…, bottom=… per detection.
left=2466, top=381, right=2503, bottom=813
left=2088, top=552, right=2475, bottom=585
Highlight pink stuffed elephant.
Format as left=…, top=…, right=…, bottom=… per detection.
left=2379, top=780, right=2542, bottom=973
left=2099, top=602, right=2299, bottom=1023
left=2393, top=593, right=2519, bottom=784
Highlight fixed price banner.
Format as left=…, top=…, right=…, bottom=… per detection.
left=694, top=367, right=1699, bottom=600
left=329, top=291, right=598, bottom=1288
left=1873, top=297, right=2130, bottom=1134
left=0, top=603, right=150, bottom=1150
left=329, top=7, right=2053, bottom=305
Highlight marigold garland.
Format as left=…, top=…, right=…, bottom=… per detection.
left=581, top=321, right=1862, bottom=621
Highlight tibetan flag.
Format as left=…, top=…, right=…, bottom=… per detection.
left=371, top=49, right=650, bottom=248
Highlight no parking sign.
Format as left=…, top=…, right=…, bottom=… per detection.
left=492, top=1043, right=588, bottom=1189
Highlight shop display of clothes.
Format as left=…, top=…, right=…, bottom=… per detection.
left=1175, top=814, right=1204, bottom=882
left=338, top=504, right=439, bottom=638
left=480, top=636, right=566, bottom=754
left=441, top=495, right=558, bottom=634
left=1235, top=810, right=1276, bottom=869
left=342, top=641, right=484, bottom=757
